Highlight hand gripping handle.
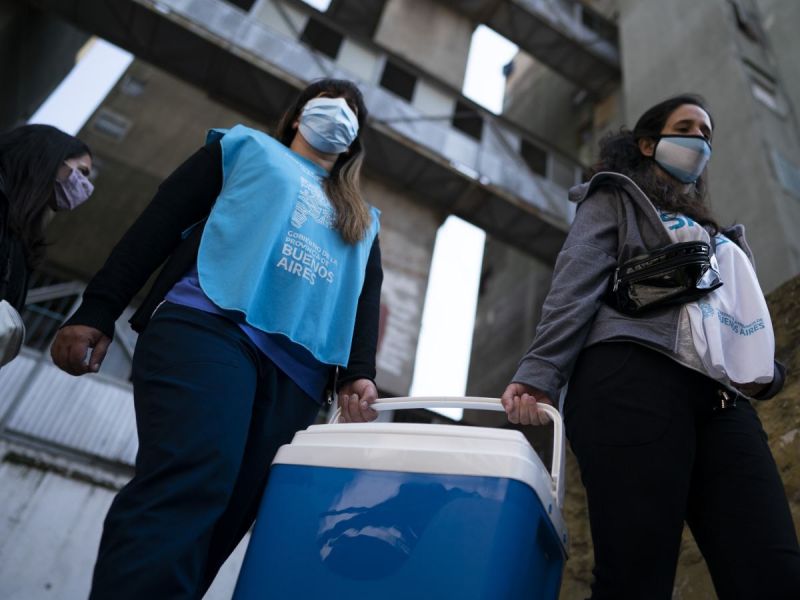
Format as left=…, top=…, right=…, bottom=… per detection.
left=329, top=396, right=565, bottom=508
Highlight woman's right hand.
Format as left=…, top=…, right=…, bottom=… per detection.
left=51, top=325, right=111, bottom=376
left=501, top=382, right=554, bottom=426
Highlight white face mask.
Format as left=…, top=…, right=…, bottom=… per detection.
left=298, top=97, right=359, bottom=154
left=653, top=135, right=712, bottom=184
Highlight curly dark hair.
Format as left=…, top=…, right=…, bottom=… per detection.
left=591, top=94, right=719, bottom=233
left=0, top=124, right=92, bottom=266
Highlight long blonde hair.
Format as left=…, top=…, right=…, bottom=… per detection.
left=275, top=79, right=372, bottom=244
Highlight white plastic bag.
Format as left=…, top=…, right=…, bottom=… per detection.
left=685, top=236, right=774, bottom=385
left=0, top=298, right=25, bottom=367
left=660, top=212, right=774, bottom=385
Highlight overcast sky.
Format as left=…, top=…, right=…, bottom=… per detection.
left=28, top=8, right=518, bottom=420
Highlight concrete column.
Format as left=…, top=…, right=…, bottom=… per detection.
left=373, top=0, right=472, bottom=89
left=0, top=0, right=88, bottom=130
left=361, top=175, right=441, bottom=396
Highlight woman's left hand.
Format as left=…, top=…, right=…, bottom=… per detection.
left=338, top=378, right=379, bottom=423
left=501, top=382, right=554, bottom=426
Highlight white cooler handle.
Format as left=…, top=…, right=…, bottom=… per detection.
left=329, top=396, right=565, bottom=509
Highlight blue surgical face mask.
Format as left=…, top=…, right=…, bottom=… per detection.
left=652, top=135, right=712, bottom=184
left=298, top=97, right=359, bottom=154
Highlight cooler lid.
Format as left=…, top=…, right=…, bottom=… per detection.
left=272, top=422, right=568, bottom=550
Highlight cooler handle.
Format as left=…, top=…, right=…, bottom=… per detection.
left=329, top=396, right=565, bottom=509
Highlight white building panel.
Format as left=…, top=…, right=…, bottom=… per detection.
left=5, top=364, right=137, bottom=466
left=337, top=39, right=381, bottom=82
left=0, top=454, right=247, bottom=599
left=0, top=352, right=37, bottom=419
left=412, top=80, right=455, bottom=117
left=252, top=0, right=308, bottom=39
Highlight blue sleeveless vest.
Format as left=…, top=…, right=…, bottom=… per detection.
left=197, top=125, right=380, bottom=366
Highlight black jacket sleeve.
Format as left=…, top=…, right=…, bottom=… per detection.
left=64, top=142, right=223, bottom=338
left=0, top=190, right=30, bottom=311
left=338, top=236, right=383, bottom=386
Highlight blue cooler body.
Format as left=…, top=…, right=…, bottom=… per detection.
left=233, top=402, right=569, bottom=600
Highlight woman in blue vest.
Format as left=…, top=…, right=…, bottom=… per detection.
left=51, top=79, right=383, bottom=598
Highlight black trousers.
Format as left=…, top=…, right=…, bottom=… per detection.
left=565, top=342, right=800, bottom=600
left=89, top=304, right=321, bottom=599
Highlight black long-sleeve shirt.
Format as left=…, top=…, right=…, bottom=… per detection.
left=65, top=141, right=383, bottom=386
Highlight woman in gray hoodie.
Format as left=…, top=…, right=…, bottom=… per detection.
left=501, top=95, right=800, bottom=599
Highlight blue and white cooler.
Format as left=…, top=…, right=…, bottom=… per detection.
left=233, top=397, right=569, bottom=599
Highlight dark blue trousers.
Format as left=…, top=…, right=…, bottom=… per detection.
left=565, top=342, right=800, bottom=600
left=89, top=303, right=321, bottom=599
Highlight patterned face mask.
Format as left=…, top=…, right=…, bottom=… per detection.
left=653, top=135, right=712, bottom=184
left=298, top=97, right=359, bottom=154
left=54, top=166, right=94, bottom=211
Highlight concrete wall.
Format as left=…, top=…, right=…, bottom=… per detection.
left=373, top=0, right=472, bottom=90
left=504, top=54, right=584, bottom=158
left=619, top=0, right=800, bottom=291
left=0, top=441, right=245, bottom=600
left=755, top=0, right=800, bottom=138
left=252, top=0, right=307, bottom=39
left=465, top=238, right=553, bottom=425
left=0, top=0, right=88, bottom=130
left=580, top=0, right=620, bottom=20
left=502, top=53, right=624, bottom=167
left=363, top=176, right=441, bottom=397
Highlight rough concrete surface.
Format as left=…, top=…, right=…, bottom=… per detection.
left=558, top=275, right=800, bottom=599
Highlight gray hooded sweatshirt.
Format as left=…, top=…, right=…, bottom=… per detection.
left=511, top=171, right=785, bottom=403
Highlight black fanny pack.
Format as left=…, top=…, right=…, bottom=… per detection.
left=608, top=240, right=723, bottom=316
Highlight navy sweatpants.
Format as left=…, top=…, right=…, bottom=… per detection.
left=89, top=303, right=321, bottom=599
left=565, top=342, right=800, bottom=600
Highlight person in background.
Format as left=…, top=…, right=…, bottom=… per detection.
left=0, top=125, right=93, bottom=365
left=51, top=78, right=382, bottom=598
left=501, top=94, right=800, bottom=599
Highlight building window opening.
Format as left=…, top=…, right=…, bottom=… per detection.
left=452, top=100, right=483, bottom=141
left=19, top=272, right=81, bottom=353
left=730, top=1, right=764, bottom=45
left=300, top=17, right=344, bottom=59
left=752, top=81, right=781, bottom=113
left=580, top=6, right=618, bottom=45
left=300, top=0, right=333, bottom=11
left=91, top=108, right=132, bottom=142
left=379, top=60, right=417, bottom=101
left=521, top=139, right=547, bottom=177
left=226, top=0, right=257, bottom=11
